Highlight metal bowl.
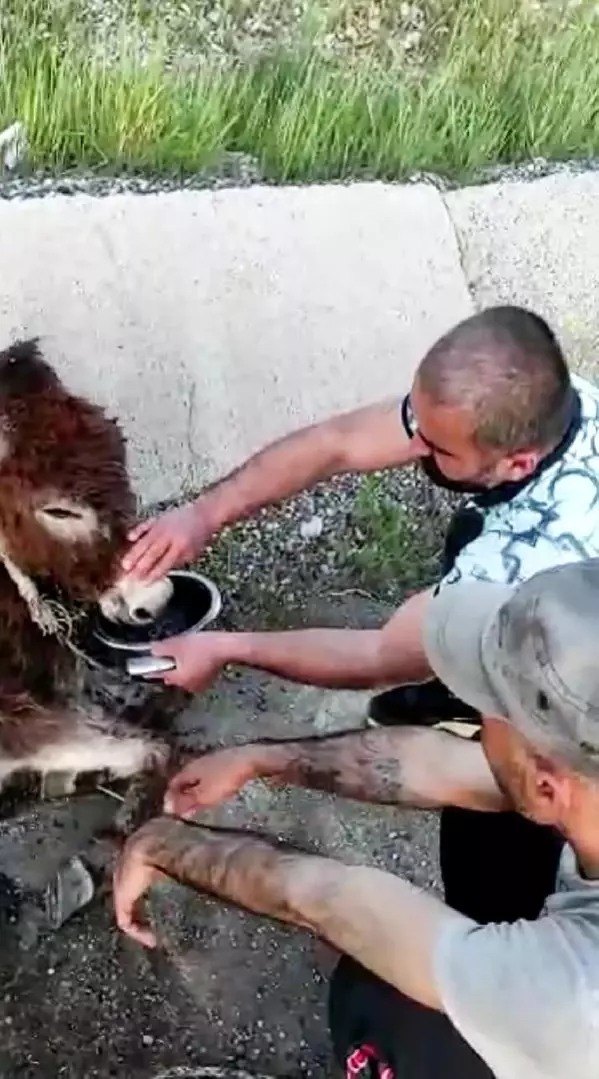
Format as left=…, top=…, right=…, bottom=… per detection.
left=91, top=570, right=222, bottom=659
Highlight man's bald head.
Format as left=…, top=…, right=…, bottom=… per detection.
left=418, top=307, right=574, bottom=454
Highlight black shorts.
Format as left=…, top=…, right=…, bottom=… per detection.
left=329, top=955, right=494, bottom=1078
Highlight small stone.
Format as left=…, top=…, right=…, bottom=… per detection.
left=300, top=515, right=324, bottom=539
left=0, top=121, right=27, bottom=171
left=142, top=1034, right=154, bottom=1046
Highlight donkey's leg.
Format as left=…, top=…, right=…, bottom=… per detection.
left=0, top=703, right=164, bottom=804
left=19, top=707, right=170, bottom=839
left=112, top=766, right=171, bottom=839
left=40, top=770, right=79, bottom=799
left=30, top=720, right=168, bottom=784
left=71, top=713, right=172, bottom=838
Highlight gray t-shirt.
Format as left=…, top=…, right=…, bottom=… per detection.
left=435, top=845, right=599, bottom=1078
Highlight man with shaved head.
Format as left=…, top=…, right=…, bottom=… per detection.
left=123, top=305, right=599, bottom=926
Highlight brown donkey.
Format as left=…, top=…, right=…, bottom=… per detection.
left=0, top=337, right=190, bottom=815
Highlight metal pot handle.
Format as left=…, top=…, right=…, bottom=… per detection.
left=126, top=655, right=177, bottom=678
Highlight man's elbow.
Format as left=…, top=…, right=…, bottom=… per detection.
left=284, top=856, right=345, bottom=935
left=318, top=415, right=361, bottom=474
left=326, top=401, right=402, bottom=474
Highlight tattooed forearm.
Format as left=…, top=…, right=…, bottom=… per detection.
left=137, top=816, right=319, bottom=928
left=130, top=815, right=458, bottom=1010
left=256, top=727, right=446, bottom=807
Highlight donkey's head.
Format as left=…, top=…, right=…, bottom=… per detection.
left=0, top=338, right=172, bottom=631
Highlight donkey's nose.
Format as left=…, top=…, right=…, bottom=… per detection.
left=131, top=606, right=153, bottom=624
left=99, top=575, right=173, bottom=626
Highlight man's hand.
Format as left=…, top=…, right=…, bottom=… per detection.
left=164, top=745, right=262, bottom=817
left=148, top=632, right=231, bottom=692
left=112, top=822, right=172, bottom=947
left=122, top=503, right=215, bottom=583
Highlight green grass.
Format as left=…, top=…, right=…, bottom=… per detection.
left=342, top=474, right=446, bottom=594
left=1, top=0, right=599, bottom=180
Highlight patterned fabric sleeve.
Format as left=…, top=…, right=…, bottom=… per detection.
left=440, top=463, right=599, bottom=590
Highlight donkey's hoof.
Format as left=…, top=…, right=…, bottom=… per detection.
left=113, top=770, right=168, bottom=839
left=40, top=770, right=78, bottom=800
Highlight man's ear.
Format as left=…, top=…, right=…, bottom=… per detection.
left=528, top=752, right=569, bottom=826
left=498, top=450, right=541, bottom=484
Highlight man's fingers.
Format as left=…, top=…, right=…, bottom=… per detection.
left=166, top=779, right=205, bottom=814
left=141, top=548, right=184, bottom=583
left=117, top=907, right=157, bottom=948
left=164, top=769, right=203, bottom=814
left=140, top=641, right=182, bottom=685
left=145, top=647, right=180, bottom=677
left=124, top=540, right=172, bottom=581
left=165, top=770, right=198, bottom=801
left=165, top=771, right=229, bottom=815
left=121, top=535, right=157, bottom=573
left=163, top=788, right=199, bottom=818
left=127, top=518, right=153, bottom=542
left=126, top=517, right=155, bottom=545
left=113, top=863, right=158, bottom=948
left=151, top=670, right=182, bottom=688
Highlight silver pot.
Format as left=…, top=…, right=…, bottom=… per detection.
left=89, top=570, right=222, bottom=677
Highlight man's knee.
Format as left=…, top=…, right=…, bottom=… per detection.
left=329, top=955, right=395, bottom=1070
left=368, top=678, right=480, bottom=729
left=328, top=954, right=493, bottom=1079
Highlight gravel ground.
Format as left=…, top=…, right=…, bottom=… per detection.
left=0, top=156, right=598, bottom=202
left=173, top=466, right=459, bottom=629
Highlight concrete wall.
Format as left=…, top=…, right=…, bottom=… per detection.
left=0, top=172, right=597, bottom=504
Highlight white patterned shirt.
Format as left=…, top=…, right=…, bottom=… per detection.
left=439, top=374, right=599, bottom=588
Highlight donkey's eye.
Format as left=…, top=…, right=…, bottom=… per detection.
left=36, top=502, right=99, bottom=542
left=43, top=506, right=84, bottom=520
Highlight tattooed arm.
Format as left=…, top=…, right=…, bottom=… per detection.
left=113, top=815, right=466, bottom=1010
left=165, top=726, right=508, bottom=817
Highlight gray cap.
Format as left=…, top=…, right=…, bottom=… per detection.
left=424, top=559, right=599, bottom=776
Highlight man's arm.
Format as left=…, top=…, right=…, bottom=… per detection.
left=165, top=724, right=508, bottom=817
left=197, top=397, right=418, bottom=534
left=247, top=727, right=506, bottom=811
left=123, top=398, right=422, bottom=580
left=113, top=816, right=469, bottom=1011
left=153, top=588, right=434, bottom=692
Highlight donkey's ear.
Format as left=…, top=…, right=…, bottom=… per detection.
left=0, top=338, right=61, bottom=396
left=35, top=499, right=102, bottom=543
